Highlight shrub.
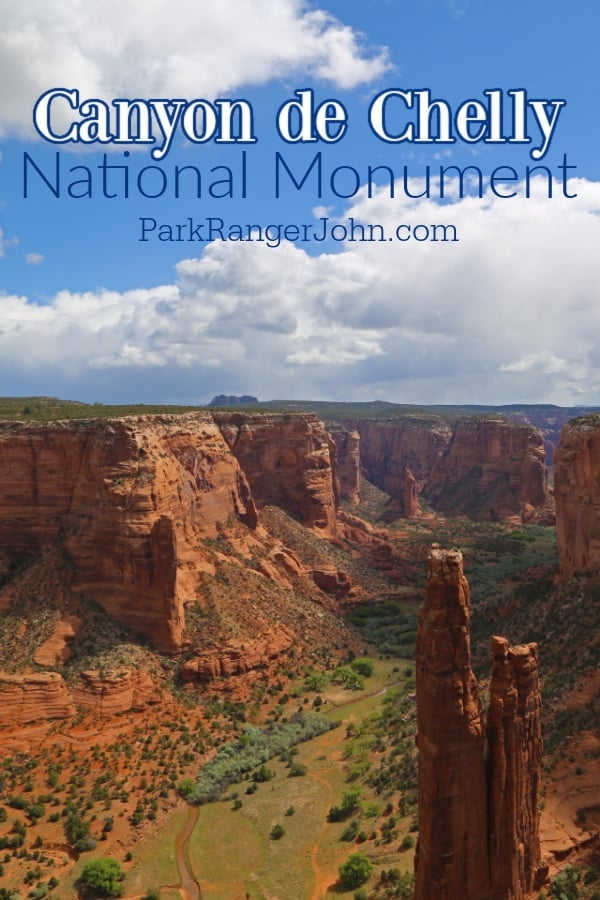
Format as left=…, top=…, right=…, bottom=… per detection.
left=550, top=864, right=581, bottom=899
left=270, top=824, right=285, bottom=840
left=338, top=852, right=373, bottom=890
left=78, top=858, right=125, bottom=897
left=328, top=787, right=362, bottom=823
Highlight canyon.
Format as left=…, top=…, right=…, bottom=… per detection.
left=337, top=414, right=550, bottom=521
left=0, top=402, right=597, bottom=897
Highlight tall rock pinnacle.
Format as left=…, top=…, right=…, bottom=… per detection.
left=415, top=547, right=490, bottom=899
left=415, top=547, right=543, bottom=900
left=488, top=638, right=544, bottom=898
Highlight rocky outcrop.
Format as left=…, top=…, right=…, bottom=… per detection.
left=425, top=418, right=548, bottom=520
left=329, top=428, right=361, bottom=505
left=415, top=548, right=543, bottom=900
left=72, top=668, right=157, bottom=714
left=33, top=615, right=82, bottom=667
left=554, top=416, right=600, bottom=577
left=487, top=638, right=544, bottom=898
left=310, top=567, right=353, bottom=597
left=180, top=625, right=296, bottom=682
left=0, top=672, right=76, bottom=724
left=0, top=668, right=157, bottom=725
left=415, top=548, right=490, bottom=899
left=215, top=413, right=338, bottom=532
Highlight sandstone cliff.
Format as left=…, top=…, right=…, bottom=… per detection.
left=340, top=415, right=548, bottom=521
left=0, top=412, right=341, bottom=658
left=347, top=415, right=452, bottom=495
left=554, top=415, right=600, bottom=576
left=214, top=412, right=339, bottom=532
left=425, top=417, right=548, bottom=520
left=415, top=548, right=543, bottom=900
left=0, top=414, right=259, bottom=652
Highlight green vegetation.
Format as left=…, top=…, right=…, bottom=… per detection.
left=348, top=602, right=419, bottom=659
left=78, top=858, right=125, bottom=897
left=338, top=852, right=373, bottom=890
left=190, top=712, right=335, bottom=803
left=350, top=658, right=375, bottom=678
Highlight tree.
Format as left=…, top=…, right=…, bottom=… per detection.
left=78, top=858, right=125, bottom=897
left=338, top=852, right=373, bottom=890
left=350, top=658, right=374, bottom=678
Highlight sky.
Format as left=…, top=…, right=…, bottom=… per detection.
left=1, top=0, right=599, bottom=406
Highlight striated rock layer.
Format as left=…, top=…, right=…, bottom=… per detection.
left=0, top=668, right=157, bottom=725
left=554, top=416, right=600, bottom=576
left=180, top=625, right=296, bottom=683
left=0, top=672, right=76, bottom=724
left=415, top=548, right=543, bottom=900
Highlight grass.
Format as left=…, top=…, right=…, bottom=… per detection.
left=122, top=805, right=188, bottom=895
left=187, top=660, right=415, bottom=899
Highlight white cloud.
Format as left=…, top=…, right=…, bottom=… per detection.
left=25, top=252, right=44, bottom=266
left=0, top=229, right=18, bottom=257
left=1, top=179, right=600, bottom=405
left=0, top=0, right=390, bottom=137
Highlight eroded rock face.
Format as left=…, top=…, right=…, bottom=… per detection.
left=425, top=418, right=548, bottom=520
left=0, top=668, right=157, bottom=725
left=415, top=548, right=543, bottom=900
left=215, top=413, right=338, bottom=532
left=341, top=416, right=548, bottom=521
left=32, top=615, right=82, bottom=667
left=180, top=625, right=296, bottom=682
left=554, top=417, right=600, bottom=576
left=0, top=672, right=76, bottom=724
left=72, top=669, right=157, bottom=714
left=487, top=638, right=544, bottom=898
left=415, top=548, right=490, bottom=900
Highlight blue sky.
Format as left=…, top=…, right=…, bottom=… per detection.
left=1, top=0, right=599, bottom=405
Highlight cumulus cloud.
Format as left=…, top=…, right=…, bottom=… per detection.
left=1, top=179, right=599, bottom=405
left=0, top=0, right=390, bottom=137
